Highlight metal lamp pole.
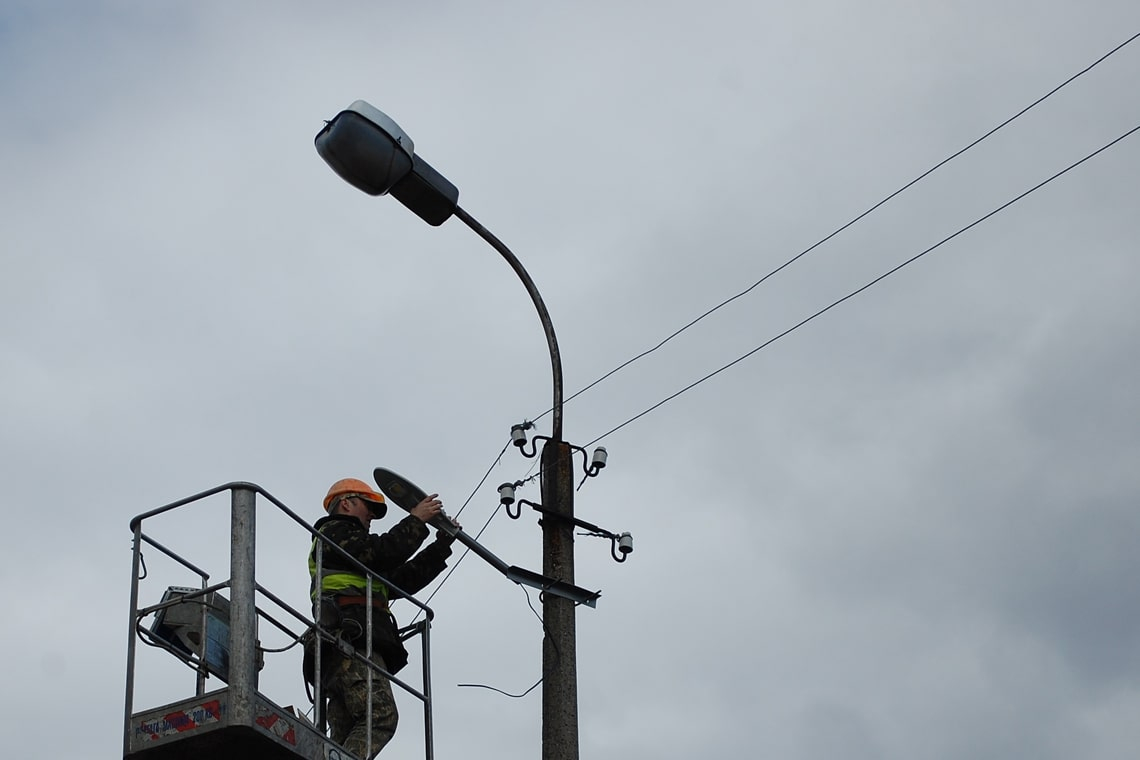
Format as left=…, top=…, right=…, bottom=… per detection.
left=315, top=102, right=579, bottom=760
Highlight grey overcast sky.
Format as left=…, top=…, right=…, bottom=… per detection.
left=2, top=2, right=1139, bottom=759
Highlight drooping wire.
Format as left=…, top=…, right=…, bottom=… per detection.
left=584, top=122, right=1140, bottom=448
left=457, top=677, right=541, bottom=699
left=528, top=30, right=1140, bottom=426
left=529, top=585, right=561, bottom=664
left=259, top=639, right=304, bottom=654
left=522, top=584, right=545, bottom=626
left=456, top=584, right=552, bottom=698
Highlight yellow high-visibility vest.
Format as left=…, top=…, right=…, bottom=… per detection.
left=308, top=539, right=389, bottom=601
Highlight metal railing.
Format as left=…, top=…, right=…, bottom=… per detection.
left=124, top=482, right=437, bottom=760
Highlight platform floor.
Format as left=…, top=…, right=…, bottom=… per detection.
left=126, top=689, right=345, bottom=760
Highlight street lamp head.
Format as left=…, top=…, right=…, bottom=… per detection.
left=315, top=101, right=414, bottom=196
left=315, top=100, right=459, bottom=226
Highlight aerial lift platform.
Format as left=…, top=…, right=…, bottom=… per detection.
left=124, top=479, right=604, bottom=760
left=123, top=482, right=440, bottom=760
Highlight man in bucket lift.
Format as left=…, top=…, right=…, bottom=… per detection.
left=308, top=477, right=458, bottom=758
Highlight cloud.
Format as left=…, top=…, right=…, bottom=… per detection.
left=3, top=3, right=1140, bottom=759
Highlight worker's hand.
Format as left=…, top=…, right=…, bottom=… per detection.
left=436, top=516, right=461, bottom=543
left=410, top=493, right=444, bottom=523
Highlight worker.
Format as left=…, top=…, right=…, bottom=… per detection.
left=308, top=477, right=458, bottom=759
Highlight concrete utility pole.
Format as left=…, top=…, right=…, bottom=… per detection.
left=541, top=441, right=579, bottom=760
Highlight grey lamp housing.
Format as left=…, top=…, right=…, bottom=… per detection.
left=315, top=100, right=459, bottom=226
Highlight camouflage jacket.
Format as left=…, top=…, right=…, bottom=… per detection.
left=311, top=512, right=454, bottom=601
left=308, top=513, right=453, bottom=673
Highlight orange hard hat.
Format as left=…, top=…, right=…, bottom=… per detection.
left=324, top=477, right=387, bottom=516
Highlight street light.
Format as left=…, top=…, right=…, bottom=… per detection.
left=315, top=100, right=577, bottom=760
left=315, top=100, right=564, bottom=438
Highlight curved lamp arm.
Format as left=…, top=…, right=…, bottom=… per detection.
left=454, top=205, right=564, bottom=442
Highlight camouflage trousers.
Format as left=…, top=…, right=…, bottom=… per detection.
left=326, top=650, right=398, bottom=759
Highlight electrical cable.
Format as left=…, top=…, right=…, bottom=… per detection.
left=584, top=121, right=1140, bottom=448
left=529, top=584, right=560, bottom=663
left=457, top=678, right=541, bottom=699
left=408, top=444, right=519, bottom=623
left=452, top=440, right=513, bottom=520
left=456, top=584, right=551, bottom=699
left=528, top=30, right=1140, bottom=426
left=258, top=639, right=303, bottom=654
left=413, top=31, right=1140, bottom=611
left=408, top=505, right=499, bottom=624
left=406, top=447, right=547, bottom=624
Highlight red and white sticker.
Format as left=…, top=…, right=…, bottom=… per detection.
left=135, top=700, right=223, bottom=742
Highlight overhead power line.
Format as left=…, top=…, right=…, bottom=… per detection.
left=530, top=30, right=1140, bottom=426
left=407, top=440, right=511, bottom=623
left=424, top=31, right=1140, bottom=608
left=584, top=121, right=1140, bottom=448
left=452, top=440, right=512, bottom=521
